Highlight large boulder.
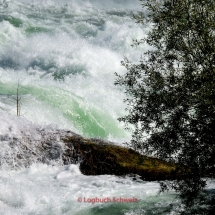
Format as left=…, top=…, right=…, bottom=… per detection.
left=62, top=135, right=177, bottom=181
left=0, top=113, right=177, bottom=181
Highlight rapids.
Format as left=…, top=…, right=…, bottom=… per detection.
left=1, top=0, right=214, bottom=214
left=0, top=0, right=148, bottom=140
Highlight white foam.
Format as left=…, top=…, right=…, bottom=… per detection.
left=0, top=163, right=162, bottom=215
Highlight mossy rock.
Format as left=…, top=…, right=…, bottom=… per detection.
left=62, top=136, right=177, bottom=181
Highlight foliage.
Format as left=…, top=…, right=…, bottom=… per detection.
left=115, top=0, right=215, bottom=212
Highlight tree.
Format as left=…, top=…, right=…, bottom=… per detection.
left=115, top=0, right=215, bottom=213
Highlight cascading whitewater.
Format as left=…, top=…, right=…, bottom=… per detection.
left=0, top=112, right=67, bottom=169
left=1, top=0, right=214, bottom=214
left=0, top=0, right=147, bottom=140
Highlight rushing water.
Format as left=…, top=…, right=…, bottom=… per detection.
left=0, top=112, right=184, bottom=215
left=0, top=0, right=214, bottom=214
left=0, top=0, right=149, bottom=140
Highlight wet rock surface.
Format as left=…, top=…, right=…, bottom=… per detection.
left=0, top=124, right=177, bottom=181
left=61, top=135, right=177, bottom=181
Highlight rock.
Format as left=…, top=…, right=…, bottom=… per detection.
left=61, top=135, right=177, bottom=181
left=0, top=120, right=178, bottom=181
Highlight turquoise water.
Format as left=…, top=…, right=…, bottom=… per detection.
left=0, top=0, right=148, bottom=140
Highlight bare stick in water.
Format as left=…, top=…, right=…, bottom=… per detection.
left=16, top=80, right=21, bottom=117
